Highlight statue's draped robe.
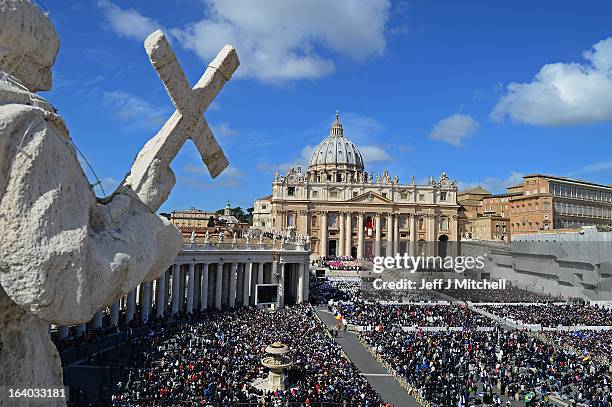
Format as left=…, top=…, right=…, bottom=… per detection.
left=0, top=76, right=181, bottom=405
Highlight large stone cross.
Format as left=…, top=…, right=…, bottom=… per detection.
left=123, top=30, right=239, bottom=210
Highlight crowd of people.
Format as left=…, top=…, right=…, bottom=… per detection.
left=321, top=256, right=365, bottom=271
left=109, top=304, right=383, bottom=406
left=362, top=328, right=612, bottom=406
left=478, top=303, right=612, bottom=326
left=333, top=302, right=493, bottom=329
left=541, top=329, right=612, bottom=360
left=309, top=276, right=363, bottom=303
left=436, top=284, right=558, bottom=303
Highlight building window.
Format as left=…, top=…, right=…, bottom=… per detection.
left=419, top=218, right=425, bottom=229
left=353, top=191, right=358, bottom=197
left=401, top=192, right=408, bottom=200
left=312, top=216, right=318, bottom=226
left=439, top=216, right=448, bottom=230
left=382, top=193, right=387, bottom=198
left=312, top=190, right=318, bottom=198
left=419, top=194, right=425, bottom=201
left=330, top=191, right=338, bottom=198
left=287, top=213, right=295, bottom=226
left=261, top=204, right=267, bottom=210
left=440, top=192, right=447, bottom=201
left=288, top=187, right=295, bottom=196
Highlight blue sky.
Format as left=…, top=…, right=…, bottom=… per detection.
left=43, top=0, right=612, bottom=212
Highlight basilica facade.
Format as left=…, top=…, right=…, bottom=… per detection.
left=254, top=113, right=460, bottom=259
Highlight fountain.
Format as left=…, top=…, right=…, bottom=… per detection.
left=261, top=342, right=293, bottom=391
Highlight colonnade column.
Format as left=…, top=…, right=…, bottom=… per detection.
left=92, top=310, right=103, bottom=329
left=375, top=214, right=381, bottom=257
left=297, top=263, right=305, bottom=303
left=58, top=326, right=69, bottom=339
left=171, top=264, right=181, bottom=315
left=110, top=302, right=119, bottom=327
left=200, top=263, right=209, bottom=310
left=393, top=214, right=400, bottom=255
left=215, top=263, right=223, bottom=310
left=338, top=213, right=345, bottom=256
left=428, top=214, right=437, bottom=256
left=410, top=214, right=417, bottom=257
left=141, top=281, right=151, bottom=322
left=126, top=289, right=136, bottom=322
left=229, top=262, right=237, bottom=308
left=345, top=212, right=352, bottom=257
left=76, top=323, right=86, bottom=336
left=243, top=262, right=251, bottom=307
left=357, top=213, right=364, bottom=259
left=303, top=260, right=309, bottom=301
left=276, top=261, right=284, bottom=307
left=186, top=262, right=195, bottom=313
left=156, top=271, right=166, bottom=318
left=386, top=213, right=394, bottom=256
left=320, top=212, right=328, bottom=257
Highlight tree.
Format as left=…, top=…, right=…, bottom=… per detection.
left=207, top=216, right=215, bottom=227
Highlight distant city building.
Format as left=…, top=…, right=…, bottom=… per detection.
left=253, top=195, right=272, bottom=229
left=170, top=207, right=217, bottom=230
left=458, top=174, right=612, bottom=240
left=254, top=112, right=460, bottom=258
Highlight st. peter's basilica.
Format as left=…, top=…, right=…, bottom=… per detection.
left=253, top=113, right=460, bottom=258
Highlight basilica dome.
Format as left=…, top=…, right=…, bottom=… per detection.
left=308, top=112, right=364, bottom=172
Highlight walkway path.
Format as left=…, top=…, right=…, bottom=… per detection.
left=315, top=306, right=421, bottom=407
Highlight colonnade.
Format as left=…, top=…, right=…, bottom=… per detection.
left=55, top=259, right=310, bottom=340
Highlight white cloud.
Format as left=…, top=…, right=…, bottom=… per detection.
left=181, top=164, right=244, bottom=189
left=98, top=1, right=161, bottom=41
left=257, top=145, right=315, bottom=173
left=341, top=112, right=386, bottom=143
left=102, top=90, right=169, bottom=131
left=171, top=0, right=390, bottom=82
left=429, top=114, right=478, bottom=147
left=211, top=121, right=238, bottom=138
left=359, top=145, right=391, bottom=163
left=458, top=172, right=524, bottom=195
left=492, top=37, right=612, bottom=126
left=568, top=161, right=612, bottom=177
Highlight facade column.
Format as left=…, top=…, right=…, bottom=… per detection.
left=141, top=281, right=151, bottom=322
left=410, top=214, right=418, bottom=257
left=156, top=272, right=166, bottom=318
left=200, top=263, right=209, bottom=310
left=319, top=212, right=328, bottom=257
left=338, top=212, right=345, bottom=256
left=427, top=214, right=437, bottom=256
left=394, top=214, right=400, bottom=255
left=297, top=263, right=305, bottom=303
left=126, top=289, right=136, bottom=322
left=110, top=302, right=119, bottom=327
left=186, top=262, right=195, bottom=313
left=375, top=214, right=382, bottom=257
left=386, top=213, right=394, bottom=256
left=357, top=213, right=364, bottom=259
left=345, top=212, right=352, bottom=257
left=215, top=263, right=224, bottom=310
left=171, top=264, right=181, bottom=315
left=257, top=263, right=264, bottom=285
left=243, top=262, right=251, bottom=307
left=229, top=262, right=237, bottom=308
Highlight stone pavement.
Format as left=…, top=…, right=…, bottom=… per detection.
left=314, top=306, right=421, bottom=407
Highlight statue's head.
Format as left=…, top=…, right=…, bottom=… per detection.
left=0, top=0, right=59, bottom=92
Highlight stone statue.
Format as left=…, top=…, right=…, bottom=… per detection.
left=245, top=234, right=250, bottom=246
left=190, top=229, right=197, bottom=244
left=0, top=2, right=238, bottom=402
left=204, top=229, right=210, bottom=244
left=219, top=231, right=225, bottom=244
left=232, top=232, right=237, bottom=244
left=394, top=175, right=399, bottom=184
left=259, top=233, right=263, bottom=245
left=0, top=1, right=238, bottom=402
